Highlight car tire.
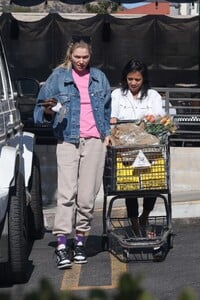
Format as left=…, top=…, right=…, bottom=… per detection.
left=28, top=153, right=44, bottom=240
left=8, top=172, right=28, bottom=283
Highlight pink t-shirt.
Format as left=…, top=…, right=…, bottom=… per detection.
left=72, top=69, right=100, bottom=138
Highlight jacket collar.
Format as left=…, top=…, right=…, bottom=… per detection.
left=61, top=66, right=99, bottom=84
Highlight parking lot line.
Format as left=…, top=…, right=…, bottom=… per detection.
left=60, top=253, right=127, bottom=291
left=61, top=263, right=81, bottom=290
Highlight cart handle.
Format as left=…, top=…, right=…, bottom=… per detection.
left=110, top=119, right=140, bottom=125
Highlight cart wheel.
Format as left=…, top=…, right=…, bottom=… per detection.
left=152, top=245, right=168, bottom=262
left=102, top=235, right=109, bottom=251
left=167, top=233, right=174, bottom=249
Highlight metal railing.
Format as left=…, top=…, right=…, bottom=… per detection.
left=154, top=87, right=200, bottom=146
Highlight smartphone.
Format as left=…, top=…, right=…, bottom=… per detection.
left=37, top=99, right=57, bottom=107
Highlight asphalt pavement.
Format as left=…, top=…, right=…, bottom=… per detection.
left=1, top=209, right=200, bottom=300
left=40, top=186, right=200, bottom=299
left=1, top=187, right=200, bottom=300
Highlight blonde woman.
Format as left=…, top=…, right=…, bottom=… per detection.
left=34, top=36, right=111, bottom=269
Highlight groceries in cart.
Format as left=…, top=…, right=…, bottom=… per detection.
left=105, top=145, right=167, bottom=193
left=139, top=115, right=177, bottom=142
left=116, top=147, right=166, bottom=191
left=110, top=122, right=160, bottom=146
left=110, top=115, right=177, bottom=146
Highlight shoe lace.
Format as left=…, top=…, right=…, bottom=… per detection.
left=58, top=248, right=68, bottom=260
left=74, top=245, right=85, bottom=255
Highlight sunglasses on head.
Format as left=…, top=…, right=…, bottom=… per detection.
left=71, top=35, right=91, bottom=44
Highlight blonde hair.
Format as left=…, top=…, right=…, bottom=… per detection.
left=59, top=40, right=92, bottom=69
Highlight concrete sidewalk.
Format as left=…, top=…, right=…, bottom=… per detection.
left=36, top=144, right=200, bottom=229
left=43, top=187, right=200, bottom=230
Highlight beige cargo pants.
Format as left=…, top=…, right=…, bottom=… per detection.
left=53, top=138, right=106, bottom=236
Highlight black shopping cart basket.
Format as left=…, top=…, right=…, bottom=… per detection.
left=102, top=142, right=174, bottom=262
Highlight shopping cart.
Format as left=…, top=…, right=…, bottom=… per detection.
left=102, top=141, right=174, bottom=262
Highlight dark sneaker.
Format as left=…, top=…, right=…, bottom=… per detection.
left=73, top=242, right=87, bottom=264
left=55, top=246, right=72, bottom=269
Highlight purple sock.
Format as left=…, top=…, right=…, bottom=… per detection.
left=75, top=235, right=85, bottom=245
left=57, top=235, right=67, bottom=247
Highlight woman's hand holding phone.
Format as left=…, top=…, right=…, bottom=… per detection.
left=38, top=98, right=57, bottom=115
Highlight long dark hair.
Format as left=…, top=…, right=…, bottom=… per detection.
left=121, top=59, right=151, bottom=99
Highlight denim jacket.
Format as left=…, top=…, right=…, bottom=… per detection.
left=34, top=66, right=111, bottom=143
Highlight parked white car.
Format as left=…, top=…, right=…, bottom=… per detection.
left=0, top=35, right=44, bottom=284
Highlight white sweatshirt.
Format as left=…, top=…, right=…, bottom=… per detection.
left=111, top=88, right=165, bottom=121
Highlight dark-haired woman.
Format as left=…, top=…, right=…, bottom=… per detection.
left=110, top=59, right=164, bottom=235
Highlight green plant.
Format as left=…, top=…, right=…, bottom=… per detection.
left=113, top=273, right=153, bottom=300
left=0, top=273, right=198, bottom=300
left=178, top=287, right=198, bottom=300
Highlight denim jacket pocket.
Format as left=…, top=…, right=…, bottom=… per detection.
left=90, top=90, right=105, bottom=109
left=54, top=94, right=70, bottom=105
